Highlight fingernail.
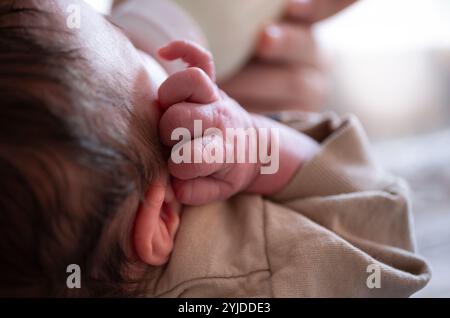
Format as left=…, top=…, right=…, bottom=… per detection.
left=265, top=25, right=283, bottom=41
left=263, top=25, right=283, bottom=54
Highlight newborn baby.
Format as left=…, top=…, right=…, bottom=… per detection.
left=0, top=0, right=429, bottom=297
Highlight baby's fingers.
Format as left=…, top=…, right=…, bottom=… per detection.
left=159, top=40, right=216, bottom=81
left=168, top=135, right=232, bottom=205
left=158, top=67, right=218, bottom=109
left=168, top=135, right=226, bottom=180
left=159, top=101, right=225, bottom=147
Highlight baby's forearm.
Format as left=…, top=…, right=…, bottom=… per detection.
left=246, top=115, right=320, bottom=196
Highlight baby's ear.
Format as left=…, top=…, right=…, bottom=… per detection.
left=133, top=181, right=178, bottom=266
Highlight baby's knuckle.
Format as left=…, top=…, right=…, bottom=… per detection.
left=187, top=67, right=206, bottom=80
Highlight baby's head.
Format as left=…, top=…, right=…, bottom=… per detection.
left=0, top=0, right=181, bottom=297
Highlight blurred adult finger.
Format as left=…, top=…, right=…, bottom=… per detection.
left=220, top=62, right=327, bottom=113
left=286, top=0, right=357, bottom=23
left=257, top=23, right=319, bottom=65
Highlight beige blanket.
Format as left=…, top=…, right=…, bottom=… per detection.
left=143, top=112, right=431, bottom=297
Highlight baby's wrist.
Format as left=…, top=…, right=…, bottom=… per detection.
left=245, top=114, right=320, bottom=195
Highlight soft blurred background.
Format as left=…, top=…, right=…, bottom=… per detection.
left=87, top=0, right=449, bottom=297
left=315, top=0, right=450, bottom=297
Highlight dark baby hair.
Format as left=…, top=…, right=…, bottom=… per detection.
left=0, top=1, right=163, bottom=296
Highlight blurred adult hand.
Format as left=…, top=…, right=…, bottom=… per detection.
left=220, top=0, right=356, bottom=113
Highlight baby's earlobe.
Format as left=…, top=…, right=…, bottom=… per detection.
left=132, top=182, right=177, bottom=266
